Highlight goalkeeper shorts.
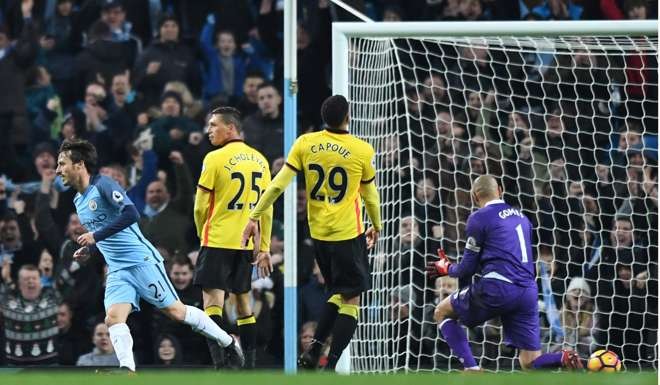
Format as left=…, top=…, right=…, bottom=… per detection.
left=450, top=278, right=541, bottom=351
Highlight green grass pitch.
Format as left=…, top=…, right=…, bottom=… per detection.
left=0, top=370, right=656, bottom=385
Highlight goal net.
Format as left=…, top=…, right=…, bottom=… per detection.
left=333, top=21, right=658, bottom=372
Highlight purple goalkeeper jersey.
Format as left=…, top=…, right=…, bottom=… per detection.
left=448, top=199, right=536, bottom=287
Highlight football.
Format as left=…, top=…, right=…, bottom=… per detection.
left=587, top=350, right=622, bottom=372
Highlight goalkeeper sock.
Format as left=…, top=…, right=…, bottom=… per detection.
left=531, top=352, right=563, bottom=369
left=310, top=294, right=342, bottom=356
left=439, top=319, right=478, bottom=369
left=326, top=303, right=359, bottom=370
left=108, top=323, right=136, bottom=371
left=204, top=306, right=226, bottom=368
left=237, top=314, right=257, bottom=369
left=185, top=305, right=233, bottom=347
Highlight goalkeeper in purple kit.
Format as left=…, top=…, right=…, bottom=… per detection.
left=427, top=175, right=583, bottom=371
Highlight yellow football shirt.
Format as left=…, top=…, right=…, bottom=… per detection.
left=286, top=129, right=376, bottom=241
left=197, top=140, right=272, bottom=250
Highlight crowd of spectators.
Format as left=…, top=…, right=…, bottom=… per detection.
left=0, top=0, right=656, bottom=371
left=373, top=0, right=657, bottom=371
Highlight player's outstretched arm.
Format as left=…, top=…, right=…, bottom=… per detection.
left=258, top=163, right=274, bottom=255
left=426, top=246, right=481, bottom=280
left=359, top=181, right=382, bottom=249
left=426, top=213, right=484, bottom=280
left=250, top=196, right=275, bottom=278
left=77, top=205, right=140, bottom=246
left=242, top=165, right=296, bottom=247
left=258, top=204, right=273, bottom=253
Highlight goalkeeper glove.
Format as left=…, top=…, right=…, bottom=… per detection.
left=426, top=248, right=451, bottom=279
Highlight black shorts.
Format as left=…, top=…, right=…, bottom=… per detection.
left=193, top=247, right=253, bottom=294
left=313, top=233, right=371, bottom=299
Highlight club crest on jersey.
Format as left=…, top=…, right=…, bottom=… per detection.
left=88, top=200, right=97, bottom=211
left=112, top=191, right=124, bottom=203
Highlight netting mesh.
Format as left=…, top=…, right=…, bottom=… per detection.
left=346, top=34, right=658, bottom=372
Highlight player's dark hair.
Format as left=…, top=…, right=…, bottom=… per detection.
left=321, top=95, right=349, bottom=129
left=59, top=138, right=98, bottom=174
left=209, top=106, right=242, bottom=131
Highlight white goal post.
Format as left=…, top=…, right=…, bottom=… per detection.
left=332, top=20, right=658, bottom=373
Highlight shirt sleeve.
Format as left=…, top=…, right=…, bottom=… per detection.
left=284, top=137, right=303, bottom=172
left=197, top=153, right=217, bottom=192
left=359, top=180, right=381, bottom=231
left=193, top=188, right=211, bottom=239
left=93, top=205, right=140, bottom=242
left=361, top=145, right=376, bottom=184
left=96, top=176, right=134, bottom=211
left=258, top=161, right=273, bottom=252
left=448, top=213, right=484, bottom=279
left=250, top=166, right=296, bottom=220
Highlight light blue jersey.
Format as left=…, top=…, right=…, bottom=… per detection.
left=74, top=175, right=163, bottom=273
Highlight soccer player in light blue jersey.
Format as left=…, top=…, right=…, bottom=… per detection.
left=56, top=139, right=244, bottom=372
left=427, top=175, right=583, bottom=371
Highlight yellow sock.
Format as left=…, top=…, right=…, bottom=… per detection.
left=338, top=303, right=359, bottom=320
left=327, top=294, right=343, bottom=307
left=237, top=315, right=256, bottom=326
left=205, top=305, right=223, bottom=317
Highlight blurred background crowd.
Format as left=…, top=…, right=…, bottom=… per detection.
left=0, top=0, right=656, bottom=370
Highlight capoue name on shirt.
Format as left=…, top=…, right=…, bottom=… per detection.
left=310, top=142, right=351, bottom=159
